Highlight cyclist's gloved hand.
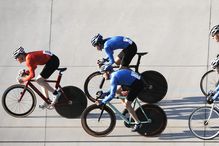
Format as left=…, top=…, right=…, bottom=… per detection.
left=18, top=69, right=29, bottom=77
left=96, top=91, right=107, bottom=99
left=207, top=90, right=215, bottom=96
left=95, top=100, right=105, bottom=107
left=18, top=69, right=26, bottom=77
left=207, top=96, right=214, bottom=104
left=97, top=58, right=109, bottom=67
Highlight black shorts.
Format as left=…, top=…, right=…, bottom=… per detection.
left=118, top=42, right=137, bottom=67
left=126, top=79, right=144, bottom=102
left=40, top=55, right=60, bottom=79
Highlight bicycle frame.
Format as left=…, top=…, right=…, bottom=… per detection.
left=18, top=70, right=66, bottom=105
left=205, top=102, right=219, bottom=123
left=106, top=97, right=151, bottom=125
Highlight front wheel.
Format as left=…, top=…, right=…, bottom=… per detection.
left=2, top=84, right=36, bottom=117
left=200, top=70, right=219, bottom=96
left=188, top=106, right=219, bottom=140
left=81, top=104, right=116, bottom=137
left=138, top=71, right=168, bottom=103
left=55, top=86, right=87, bottom=118
left=84, top=71, right=110, bottom=102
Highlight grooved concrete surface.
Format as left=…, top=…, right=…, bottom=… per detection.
left=0, top=0, right=219, bottom=145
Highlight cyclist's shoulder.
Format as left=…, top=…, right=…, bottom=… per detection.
left=113, top=69, right=132, bottom=76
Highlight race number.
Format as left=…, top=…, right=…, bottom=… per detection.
left=123, top=37, right=133, bottom=45
left=43, top=50, right=53, bottom=56
left=131, top=71, right=141, bottom=80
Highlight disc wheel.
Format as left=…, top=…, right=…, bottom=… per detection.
left=138, top=71, right=168, bottom=103
left=55, top=86, right=87, bottom=118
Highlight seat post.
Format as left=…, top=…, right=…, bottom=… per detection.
left=135, top=55, right=142, bottom=73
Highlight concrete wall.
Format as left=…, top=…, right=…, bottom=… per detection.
left=1, top=0, right=219, bottom=145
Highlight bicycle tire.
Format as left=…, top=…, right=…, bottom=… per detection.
left=188, top=106, right=219, bottom=140
left=81, top=104, right=116, bottom=137
left=138, top=71, right=168, bottom=103
left=55, top=86, right=87, bottom=118
left=2, top=84, right=36, bottom=117
left=200, top=70, right=219, bottom=96
left=136, top=104, right=167, bottom=136
left=84, top=71, right=110, bottom=102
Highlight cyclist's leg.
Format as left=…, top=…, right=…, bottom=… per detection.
left=36, top=75, right=55, bottom=94
left=115, top=52, right=123, bottom=66
left=37, top=55, right=59, bottom=92
left=120, top=42, right=137, bottom=68
left=125, top=79, right=144, bottom=123
left=123, top=99, right=140, bottom=123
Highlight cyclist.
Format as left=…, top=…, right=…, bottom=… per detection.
left=206, top=25, right=219, bottom=103
left=13, top=47, right=61, bottom=108
left=91, top=34, right=137, bottom=69
left=95, top=64, right=144, bottom=132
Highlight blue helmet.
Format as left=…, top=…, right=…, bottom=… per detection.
left=100, top=64, right=113, bottom=73
left=91, top=33, right=103, bottom=47
left=210, top=25, right=219, bottom=37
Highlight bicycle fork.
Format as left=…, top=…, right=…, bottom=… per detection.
left=204, top=104, right=215, bottom=125
left=98, top=105, right=105, bottom=122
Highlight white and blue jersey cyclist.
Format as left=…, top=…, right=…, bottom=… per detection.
left=91, top=34, right=137, bottom=68
left=100, top=69, right=144, bottom=105
left=96, top=65, right=144, bottom=132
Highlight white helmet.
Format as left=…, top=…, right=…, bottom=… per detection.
left=211, top=57, right=219, bottom=69
left=13, top=46, right=25, bottom=59
left=210, top=25, right=219, bottom=37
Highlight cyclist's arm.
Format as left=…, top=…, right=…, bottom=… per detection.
left=101, top=78, right=117, bottom=104
left=104, top=47, right=114, bottom=65
left=22, top=62, right=36, bottom=82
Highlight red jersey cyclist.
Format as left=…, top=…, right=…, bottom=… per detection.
left=13, top=47, right=61, bottom=109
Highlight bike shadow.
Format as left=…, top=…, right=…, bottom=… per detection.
left=114, top=95, right=209, bottom=140
left=157, top=95, right=207, bottom=140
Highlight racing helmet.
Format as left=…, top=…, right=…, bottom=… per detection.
left=13, top=46, right=26, bottom=59
left=210, top=25, right=219, bottom=37
left=91, top=34, right=103, bottom=47
left=211, top=57, right=219, bottom=69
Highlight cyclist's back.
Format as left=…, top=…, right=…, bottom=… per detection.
left=26, top=51, right=52, bottom=67
left=91, top=34, right=137, bottom=68
left=110, top=69, right=141, bottom=86
left=104, top=36, right=132, bottom=51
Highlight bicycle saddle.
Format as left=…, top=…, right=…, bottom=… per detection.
left=136, top=52, right=148, bottom=56
left=57, top=68, right=67, bottom=72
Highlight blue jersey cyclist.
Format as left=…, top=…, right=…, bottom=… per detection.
left=95, top=65, right=144, bottom=132
left=207, top=25, right=219, bottom=104
left=91, top=34, right=137, bottom=69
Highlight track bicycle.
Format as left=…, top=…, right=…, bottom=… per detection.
left=188, top=101, right=219, bottom=140
left=81, top=95, right=167, bottom=137
left=2, top=68, right=87, bottom=118
left=84, top=52, right=168, bottom=103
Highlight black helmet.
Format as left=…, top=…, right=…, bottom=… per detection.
left=91, top=34, right=103, bottom=47
left=210, top=25, right=219, bottom=37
